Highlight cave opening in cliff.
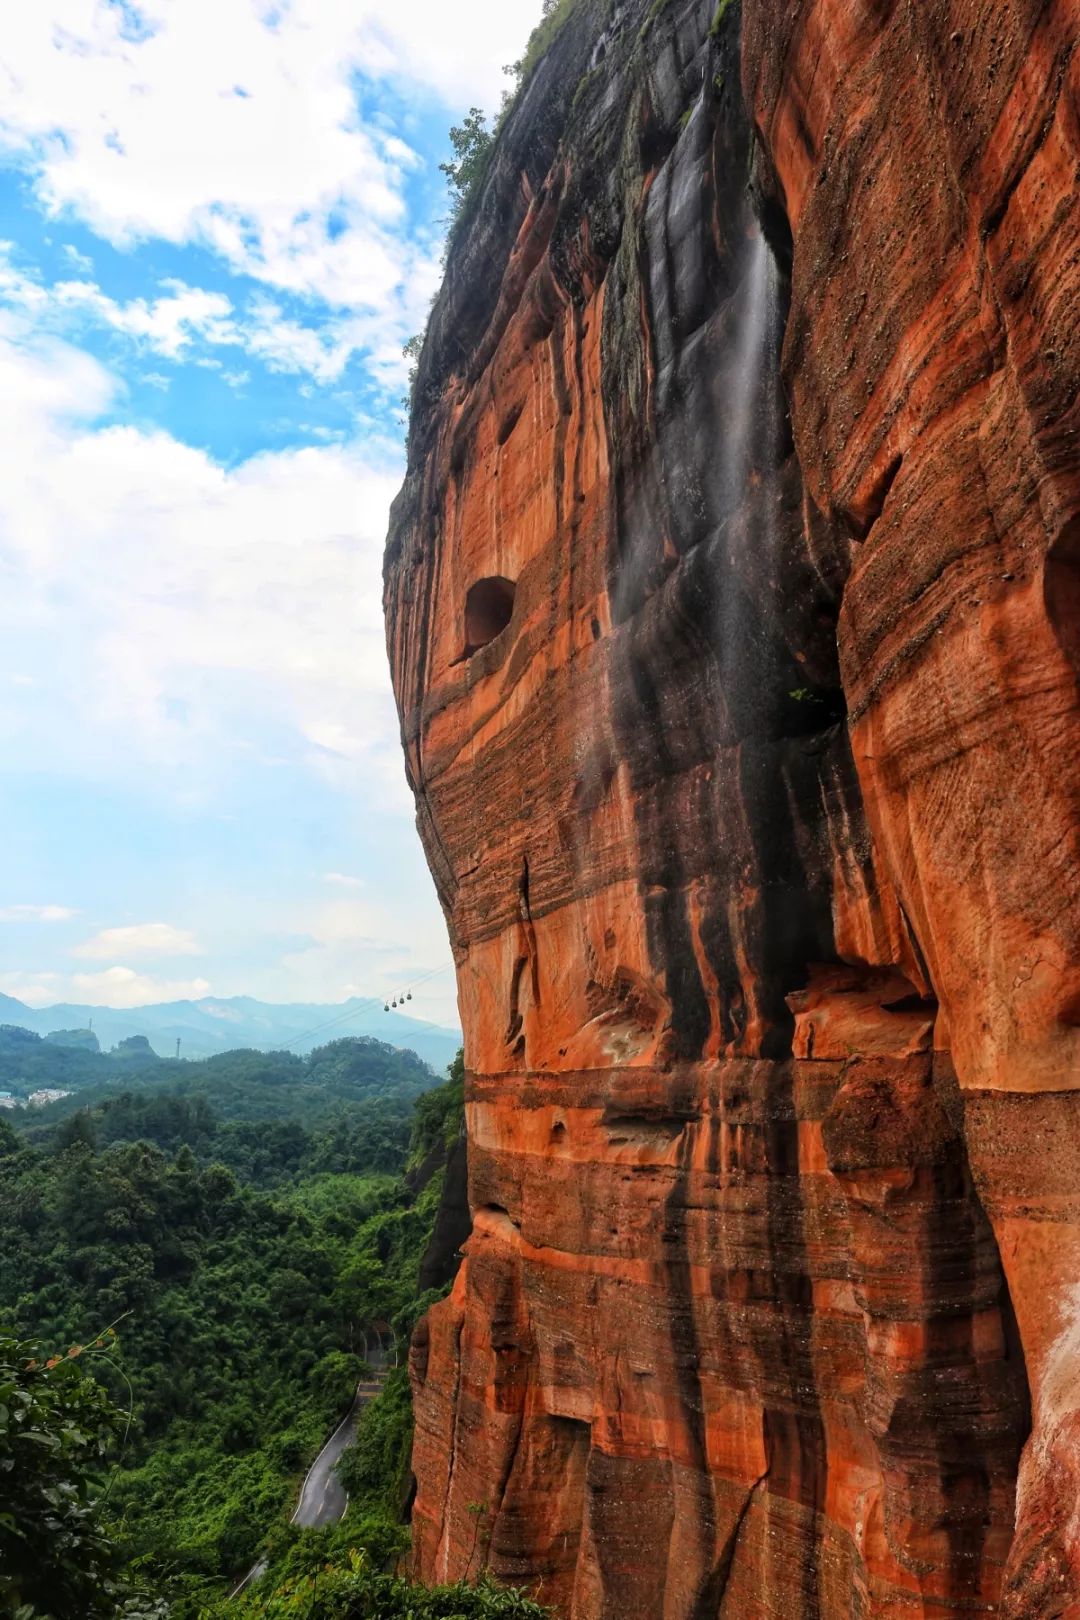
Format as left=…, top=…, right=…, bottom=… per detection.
left=463, top=575, right=516, bottom=654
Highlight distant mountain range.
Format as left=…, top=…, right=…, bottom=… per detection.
left=0, top=991, right=461, bottom=1074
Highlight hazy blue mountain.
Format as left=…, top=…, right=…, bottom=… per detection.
left=0, top=992, right=460, bottom=1073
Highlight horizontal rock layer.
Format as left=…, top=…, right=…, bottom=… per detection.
left=385, top=0, right=1080, bottom=1613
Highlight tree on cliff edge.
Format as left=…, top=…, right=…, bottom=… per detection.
left=439, top=110, right=492, bottom=216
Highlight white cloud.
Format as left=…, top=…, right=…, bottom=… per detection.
left=359, top=0, right=542, bottom=107
left=0, top=962, right=210, bottom=1009
left=73, top=921, right=202, bottom=959
left=0, top=0, right=525, bottom=1017
left=271, top=895, right=454, bottom=1015
left=0, top=904, right=76, bottom=922
left=0, top=309, right=407, bottom=803
left=322, top=872, right=364, bottom=889
left=0, top=244, right=47, bottom=311
left=52, top=275, right=236, bottom=358
left=70, top=965, right=213, bottom=1007
left=0, top=0, right=534, bottom=313
left=0, top=244, right=417, bottom=388
left=61, top=243, right=94, bottom=274
left=0, top=308, right=114, bottom=458
left=0, top=970, right=64, bottom=1005
left=242, top=299, right=354, bottom=383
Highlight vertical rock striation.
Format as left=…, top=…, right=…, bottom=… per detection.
left=385, top=1, right=1080, bottom=1613
left=742, top=3, right=1080, bottom=1610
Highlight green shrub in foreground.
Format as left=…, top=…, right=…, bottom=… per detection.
left=213, top=1550, right=551, bottom=1619
left=0, top=1328, right=124, bottom=1618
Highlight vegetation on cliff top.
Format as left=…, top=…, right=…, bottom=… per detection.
left=439, top=108, right=494, bottom=221
left=403, top=0, right=591, bottom=399
left=505, top=0, right=587, bottom=93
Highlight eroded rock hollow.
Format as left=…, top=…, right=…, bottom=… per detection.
left=384, top=1, right=1080, bottom=1613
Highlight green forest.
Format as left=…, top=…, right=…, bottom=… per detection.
left=0, top=1022, right=439, bottom=1113
left=0, top=1033, right=547, bottom=1620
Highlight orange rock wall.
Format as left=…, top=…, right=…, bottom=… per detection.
left=742, top=3, right=1080, bottom=1610
left=385, top=1, right=1080, bottom=1614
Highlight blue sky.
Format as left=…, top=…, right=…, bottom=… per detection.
left=0, top=0, right=541, bottom=1027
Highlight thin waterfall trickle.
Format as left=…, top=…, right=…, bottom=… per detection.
left=718, top=228, right=777, bottom=521
left=759, top=238, right=784, bottom=570
left=716, top=225, right=786, bottom=702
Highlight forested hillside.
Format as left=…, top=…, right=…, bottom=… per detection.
left=1, top=1022, right=436, bottom=1111
left=0, top=1040, right=533, bottom=1617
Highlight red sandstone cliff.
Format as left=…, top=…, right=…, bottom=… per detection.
left=384, top=1, right=1080, bottom=1614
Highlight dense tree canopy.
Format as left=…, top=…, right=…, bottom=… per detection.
left=4, top=1027, right=435, bottom=1112
left=0, top=1040, right=477, bottom=1616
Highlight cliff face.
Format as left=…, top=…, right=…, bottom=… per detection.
left=384, top=2, right=1080, bottom=1615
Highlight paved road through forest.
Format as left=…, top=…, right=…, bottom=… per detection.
left=231, top=1328, right=394, bottom=1596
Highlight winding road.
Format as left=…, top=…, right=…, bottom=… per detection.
left=231, top=1327, right=395, bottom=1596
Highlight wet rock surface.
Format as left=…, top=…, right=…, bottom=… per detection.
left=385, top=1, right=1080, bottom=1613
